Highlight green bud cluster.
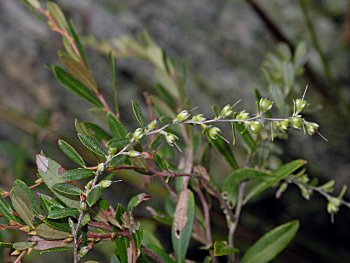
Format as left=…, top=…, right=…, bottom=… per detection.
left=259, top=98, right=273, bottom=114
left=176, top=110, right=190, bottom=123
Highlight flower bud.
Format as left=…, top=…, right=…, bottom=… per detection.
left=133, top=128, right=144, bottom=141
left=79, top=246, right=89, bottom=257
left=208, top=127, right=221, bottom=140
left=176, top=110, right=190, bottom=122
left=290, top=116, right=303, bottom=129
left=100, top=180, right=112, bottom=188
left=276, top=119, right=289, bottom=132
left=192, top=114, right=206, bottom=122
left=220, top=104, right=233, bottom=118
left=305, top=122, right=319, bottom=135
left=11, top=250, right=20, bottom=256
left=295, top=99, right=307, bottom=113
left=108, top=148, right=118, bottom=155
left=259, top=98, right=273, bottom=114
left=236, top=110, right=250, bottom=121
left=20, top=226, right=31, bottom=232
left=126, top=150, right=141, bottom=158
left=163, top=132, right=179, bottom=146
left=147, top=120, right=157, bottom=131
left=80, top=202, right=87, bottom=211
left=97, top=163, right=105, bottom=172
left=327, top=197, right=340, bottom=214
left=249, top=121, right=263, bottom=134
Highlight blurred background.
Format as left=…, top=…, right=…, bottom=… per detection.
left=0, top=0, right=349, bottom=262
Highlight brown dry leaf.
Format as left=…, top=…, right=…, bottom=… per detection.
left=173, top=189, right=190, bottom=239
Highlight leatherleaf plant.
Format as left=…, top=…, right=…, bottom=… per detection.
left=1, top=1, right=349, bottom=263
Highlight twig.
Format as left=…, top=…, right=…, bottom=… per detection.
left=228, top=182, right=245, bottom=263
left=14, top=250, right=26, bottom=263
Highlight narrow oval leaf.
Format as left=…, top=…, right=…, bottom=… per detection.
left=58, top=140, right=85, bottom=167
left=132, top=101, right=146, bottom=127
left=244, top=160, right=306, bottom=203
left=59, top=55, right=98, bottom=92
left=208, top=136, right=238, bottom=170
left=43, top=218, right=71, bottom=233
left=13, top=180, right=41, bottom=215
left=109, top=155, right=127, bottom=167
left=127, top=193, right=152, bottom=212
left=0, top=195, right=18, bottom=223
left=53, top=183, right=82, bottom=196
left=52, top=66, right=102, bottom=107
left=214, top=241, right=239, bottom=256
left=48, top=207, right=79, bottom=219
left=13, top=241, right=36, bottom=251
left=68, top=20, right=88, bottom=66
left=171, top=190, right=195, bottom=263
left=36, top=154, right=80, bottom=209
left=82, top=122, right=111, bottom=142
left=78, top=133, right=106, bottom=157
left=36, top=223, right=71, bottom=240
left=62, top=168, right=95, bottom=181
left=86, top=186, right=103, bottom=207
left=241, top=220, right=299, bottom=263
left=10, top=185, right=34, bottom=228
left=47, top=2, right=68, bottom=30
left=106, top=112, right=128, bottom=139
left=107, top=138, right=129, bottom=149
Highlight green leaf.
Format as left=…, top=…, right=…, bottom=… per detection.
left=241, top=220, right=300, bottom=263
left=36, top=223, right=71, bottom=240
left=0, top=242, right=14, bottom=248
left=68, top=20, right=88, bottom=66
left=62, top=168, right=95, bottom=181
left=0, top=195, right=18, bottom=223
left=43, top=218, right=71, bottom=232
left=106, top=112, right=128, bottom=139
left=109, top=52, right=119, bottom=115
left=47, top=2, right=68, bottom=30
left=145, top=244, right=175, bottom=263
left=78, top=133, right=106, bottom=157
left=13, top=241, right=36, bottom=251
left=115, top=236, right=130, bottom=263
left=172, top=190, right=195, bottom=263
left=208, top=136, right=238, bottom=170
left=149, top=134, right=163, bottom=149
left=87, top=186, right=103, bottom=207
left=234, top=123, right=257, bottom=151
left=282, top=61, right=294, bottom=89
left=244, top=160, right=306, bottom=203
left=155, top=68, right=179, bottom=99
left=127, top=193, right=152, bottom=212
left=82, top=122, right=111, bottom=142
left=132, top=101, right=146, bottom=128
left=59, top=54, right=97, bottom=92
left=214, top=241, right=239, bottom=256
left=13, top=180, right=41, bottom=216
left=48, top=207, right=79, bottom=219
left=107, top=138, right=129, bottom=149
left=36, top=154, right=80, bottom=208
left=52, top=66, right=102, bottom=107
left=222, top=169, right=271, bottom=208
left=58, top=140, right=85, bottom=167
left=109, top=155, right=127, bottom=167
left=10, top=185, right=34, bottom=228
left=53, top=183, right=82, bottom=196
